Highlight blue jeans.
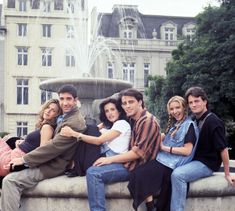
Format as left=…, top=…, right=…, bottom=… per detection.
left=86, top=163, right=130, bottom=211
left=170, top=160, right=213, bottom=211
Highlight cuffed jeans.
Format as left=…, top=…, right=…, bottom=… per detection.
left=1, top=167, right=44, bottom=211
left=86, top=163, right=130, bottom=211
left=170, top=161, right=213, bottom=211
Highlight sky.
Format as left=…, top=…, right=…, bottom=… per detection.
left=0, top=0, right=220, bottom=17
left=87, top=0, right=220, bottom=17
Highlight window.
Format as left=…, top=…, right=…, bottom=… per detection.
left=66, top=49, right=75, bottom=67
left=123, top=30, right=133, bottom=39
left=41, top=48, right=52, bottom=66
left=122, top=62, right=135, bottom=84
left=107, top=62, right=114, bottom=79
left=18, top=23, right=27, bottom=37
left=19, top=0, right=27, bottom=11
left=16, top=79, right=28, bottom=105
left=67, top=1, right=75, bottom=13
left=30, top=0, right=40, bottom=9
left=42, top=24, right=51, bottom=38
left=17, top=47, right=28, bottom=66
left=165, top=27, right=174, bottom=41
left=54, top=0, right=63, bottom=10
left=43, top=1, right=51, bottom=12
left=186, top=28, right=196, bottom=40
left=182, top=23, right=196, bottom=41
left=66, top=25, right=74, bottom=38
left=119, top=17, right=137, bottom=39
left=17, top=121, right=28, bottom=137
left=7, top=0, right=15, bottom=8
left=144, top=63, right=150, bottom=87
left=41, top=90, right=52, bottom=104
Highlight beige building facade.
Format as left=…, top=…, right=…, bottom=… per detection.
left=91, top=5, right=196, bottom=92
left=1, top=1, right=195, bottom=135
left=0, top=4, right=6, bottom=132
left=2, top=0, right=87, bottom=135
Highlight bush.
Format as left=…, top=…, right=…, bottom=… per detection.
left=0, top=132, right=10, bottom=138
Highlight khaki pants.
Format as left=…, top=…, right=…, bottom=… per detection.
left=1, top=168, right=44, bottom=211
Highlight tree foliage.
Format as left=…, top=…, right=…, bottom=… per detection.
left=147, top=1, right=235, bottom=122
left=146, top=1, right=235, bottom=156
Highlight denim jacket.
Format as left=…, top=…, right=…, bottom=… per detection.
left=156, top=117, right=199, bottom=169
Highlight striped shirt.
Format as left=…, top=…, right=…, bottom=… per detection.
left=124, top=109, right=161, bottom=171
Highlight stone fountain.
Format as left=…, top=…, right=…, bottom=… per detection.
left=39, top=2, right=132, bottom=121
left=40, top=77, right=132, bottom=121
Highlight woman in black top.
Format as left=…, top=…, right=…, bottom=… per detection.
left=0, top=99, right=62, bottom=176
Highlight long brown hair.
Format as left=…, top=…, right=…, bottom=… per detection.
left=35, top=99, right=62, bottom=129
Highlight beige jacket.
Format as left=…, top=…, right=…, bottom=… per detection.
left=23, top=106, right=86, bottom=178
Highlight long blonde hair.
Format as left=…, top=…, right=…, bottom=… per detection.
left=165, top=96, right=187, bottom=137
left=35, top=99, right=62, bottom=129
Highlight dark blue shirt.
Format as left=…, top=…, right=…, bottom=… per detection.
left=193, top=111, right=228, bottom=171
left=18, top=129, right=41, bottom=153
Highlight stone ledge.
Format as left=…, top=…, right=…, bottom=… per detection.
left=188, top=172, right=235, bottom=197
left=22, top=173, right=235, bottom=198
left=1, top=172, right=235, bottom=211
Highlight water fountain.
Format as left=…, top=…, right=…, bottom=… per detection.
left=39, top=1, right=132, bottom=120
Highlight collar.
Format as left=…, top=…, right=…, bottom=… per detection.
left=195, top=110, right=210, bottom=125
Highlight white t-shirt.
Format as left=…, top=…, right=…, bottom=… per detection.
left=100, top=119, right=131, bottom=154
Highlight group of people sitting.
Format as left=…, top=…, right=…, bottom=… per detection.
left=0, top=84, right=234, bottom=211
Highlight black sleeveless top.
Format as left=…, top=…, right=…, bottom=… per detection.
left=18, top=123, right=55, bottom=153
left=18, top=129, right=41, bottom=153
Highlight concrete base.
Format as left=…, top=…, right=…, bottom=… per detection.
left=6, top=172, right=232, bottom=211
left=2, top=164, right=235, bottom=211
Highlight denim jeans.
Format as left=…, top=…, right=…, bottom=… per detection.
left=86, top=163, right=130, bottom=211
left=170, top=160, right=213, bottom=211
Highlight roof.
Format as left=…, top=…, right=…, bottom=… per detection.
left=98, top=5, right=196, bottom=39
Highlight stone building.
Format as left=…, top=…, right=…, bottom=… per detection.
left=2, top=0, right=88, bottom=135
left=91, top=5, right=196, bottom=92
left=2, top=1, right=195, bottom=135
left=0, top=4, right=7, bottom=132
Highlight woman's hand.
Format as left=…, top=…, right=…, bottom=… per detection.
left=60, top=126, right=77, bottom=137
left=93, top=157, right=113, bottom=166
left=15, top=139, right=24, bottom=148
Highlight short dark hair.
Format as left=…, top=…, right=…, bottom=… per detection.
left=185, top=86, right=208, bottom=107
left=118, top=88, right=144, bottom=108
left=58, top=84, right=77, bottom=99
left=99, top=98, right=127, bottom=128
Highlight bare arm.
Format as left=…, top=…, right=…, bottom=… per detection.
left=60, top=126, right=121, bottom=145
left=161, top=142, right=193, bottom=156
left=93, top=150, right=140, bottom=166
left=40, top=124, right=54, bottom=146
left=221, top=148, right=235, bottom=186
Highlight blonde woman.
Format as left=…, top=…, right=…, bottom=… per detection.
left=128, top=96, right=199, bottom=211
left=0, top=99, right=62, bottom=176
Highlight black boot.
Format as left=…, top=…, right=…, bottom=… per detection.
left=146, top=201, right=155, bottom=211
left=64, top=168, right=77, bottom=177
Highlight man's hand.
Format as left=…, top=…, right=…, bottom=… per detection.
left=225, top=174, right=235, bottom=187
left=9, top=157, right=24, bottom=170
left=93, top=157, right=113, bottom=166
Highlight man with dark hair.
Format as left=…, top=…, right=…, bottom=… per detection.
left=170, top=86, right=235, bottom=211
left=86, top=88, right=161, bottom=211
left=1, top=84, right=86, bottom=211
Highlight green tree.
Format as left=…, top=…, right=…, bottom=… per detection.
left=146, top=0, right=235, bottom=156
